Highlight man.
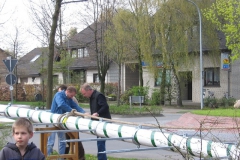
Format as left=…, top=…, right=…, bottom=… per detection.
left=80, top=83, right=111, bottom=160
left=57, top=84, right=86, bottom=160
left=47, top=86, right=86, bottom=157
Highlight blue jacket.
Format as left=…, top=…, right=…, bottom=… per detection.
left=50, top=91, right=85, bottom=114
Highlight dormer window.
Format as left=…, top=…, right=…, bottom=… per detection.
left=77, top=48, right=89, bottom=58
left=30, top=55, right=40, bottom=62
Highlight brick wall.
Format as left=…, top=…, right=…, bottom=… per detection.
left=0, top=84, right=47, bottom=102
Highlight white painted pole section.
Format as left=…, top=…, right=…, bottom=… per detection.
left=0, top=104, right=239, bottom=159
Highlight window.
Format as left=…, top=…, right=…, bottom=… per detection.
left=30, top=55, right=40, bottom=62
left=155, top=69, right=171, bottom=86
left=78, top=48, right=83, bottom=58
left=93, top=73, right=99, bottom=83
left=71, top=70, right=85, bottom=84
left=204, top=68, right=220, bottom=86
left=71, top=50, right=77, bottom=58
left=85, top=48, right=89, bottom=57
left=77, top=48, right=89, bottom=58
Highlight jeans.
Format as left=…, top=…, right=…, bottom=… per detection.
left=47, top=132, right=66, bottom=155
left=97, top=137, right=107, bottom=160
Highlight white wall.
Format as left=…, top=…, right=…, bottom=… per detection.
left=86, top=69, right=98, bottom=83
left=142, top=53, right=235, bottom=103
left=107, top=62, right=119, bottom=83
left=142, top=67, right=155, bottom=97
left=229, top=59, right=240, bottom=99
left=25, top=77, right=41, bottom=84
left=55, top=72, right=63, bottom=84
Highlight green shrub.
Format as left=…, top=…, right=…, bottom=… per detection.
left=120, top=89, right=134, bottom=104
left=74, top=84, right=89, bottom=103
left=204, top=97, right=218, bottom=108
left=0, top=123, right=11, bottom=150
left=120, top=86, right=149, bottom=105
left=105, top=83, right=118, bottom=96
left=205, top=96, right=237, bottom=108
left=228, top=97, right=237, bottom=106
left=150, top=89, right=161, bottom=105
left=131, top=86, right=149, bottom=97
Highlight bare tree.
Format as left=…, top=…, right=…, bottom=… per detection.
left=4, top=26, right=26, bottom=101
left=79, top=0, right=118, bottom=94
left=0, top=0, right=7, bottom=26
left=45, top=0, right=62, bottom=109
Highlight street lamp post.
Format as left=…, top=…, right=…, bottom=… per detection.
left=187, top=0, right=203, bottom=109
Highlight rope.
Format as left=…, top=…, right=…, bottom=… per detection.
left=56, top=113, right=66, bottom=129
left=57, top=109, right=84, bottom=129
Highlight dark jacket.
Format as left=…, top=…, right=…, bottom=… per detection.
left=90, top=90, right=111, bottom=119
left=0, top=142, right=45, bottom=160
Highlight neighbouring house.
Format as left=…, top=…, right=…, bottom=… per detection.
left=17, top=46, right=65, bottom=86
left=64, top=23, right=140, bottom=92
left=17, top=47, right=48, bottom=85
left=16, top=22, right=140, bottom=95
left=60, top=23, right=124, bottom=85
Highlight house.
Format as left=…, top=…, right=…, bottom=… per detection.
left=15, top=20, right=140, bottom=96
left=17, top=46, right=67, bottom=85
left=60, top=23, right=122, bottom=85
left=142, top=30, right=240, bottom=103
left=18, top=24, right=239, bottom=105
left=65, top=23, right=140, bottom=91
left=17, top=47, right=48, bottom=85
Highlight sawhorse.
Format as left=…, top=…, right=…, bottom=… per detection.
left=35, top=127, right=79, bottom=160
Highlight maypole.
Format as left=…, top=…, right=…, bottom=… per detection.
left=0, top=104, right=239, bottom=159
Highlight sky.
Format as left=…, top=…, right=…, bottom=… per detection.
left=0, top=0, right=89, bottom=57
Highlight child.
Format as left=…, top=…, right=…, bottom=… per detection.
left=0, top=117, right=45, bottom=160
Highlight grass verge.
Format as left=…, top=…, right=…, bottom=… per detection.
left=191, top=107, right=240, bottom=117
left=86, top=154, right=137, bottom=160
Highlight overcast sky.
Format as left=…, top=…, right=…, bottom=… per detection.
left=0, top=0, right=89, bottom=56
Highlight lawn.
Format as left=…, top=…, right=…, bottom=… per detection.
left=0, top=101, right=91, bottom=109
left=0, top=101, right=43, bottom=106
left=85, top=154, right=137, bottom=160
left=191, top=107, right=240, bottom=117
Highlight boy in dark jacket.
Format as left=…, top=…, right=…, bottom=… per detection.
left=0, top=117, right=45, bottom=160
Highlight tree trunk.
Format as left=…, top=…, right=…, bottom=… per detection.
left=172, top=65, right=183, bottom=107
left=138, top=56, right=143, bottom=87
left=117, top=63, right=121, bottom=106
left=46, top=0, right=62, bottom=109
left=160, top=68, right=166, bottom=105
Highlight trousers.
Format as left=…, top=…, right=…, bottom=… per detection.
left=47, top=132, right=66, bottom=155
left=97, top=137, right=107, bottom=160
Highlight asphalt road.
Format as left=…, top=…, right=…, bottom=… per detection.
left=76, top=113, right=185, bottom=160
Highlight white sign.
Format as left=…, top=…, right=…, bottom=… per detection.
left=9, top=86, right=13, bottom=90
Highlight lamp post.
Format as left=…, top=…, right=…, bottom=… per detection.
left=187, top=0, right=203, bottom=109
left=67, top=38, right=70, bottom=84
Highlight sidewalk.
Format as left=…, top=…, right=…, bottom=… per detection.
left=164, top=112, right=240, bottom=132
